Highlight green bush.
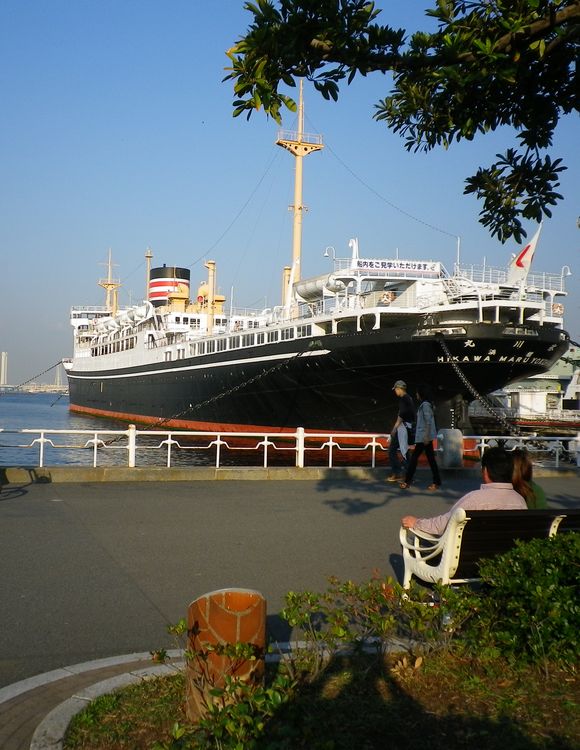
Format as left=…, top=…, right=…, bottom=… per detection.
left=462, top=532, right=580, bottom=664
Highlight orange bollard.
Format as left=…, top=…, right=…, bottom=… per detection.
left=185, top=588, right=266, bottom=722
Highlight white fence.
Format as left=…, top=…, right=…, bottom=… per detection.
left=1, top=425, right=578, bottom=470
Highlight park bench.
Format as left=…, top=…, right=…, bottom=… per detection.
left=399, top=507, right=580, bottom=587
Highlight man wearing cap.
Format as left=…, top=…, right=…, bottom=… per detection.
left=388, top=380, right=416, bottom=482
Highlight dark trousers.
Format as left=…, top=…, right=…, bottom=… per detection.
left=404, top=441, right=441, bottom=486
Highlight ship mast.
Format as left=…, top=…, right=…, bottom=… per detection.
left=276, top=80, right=324, bottom=300
left=145, top=246, right=153, bottom=301
left=98, top=249, right=121, bottom=314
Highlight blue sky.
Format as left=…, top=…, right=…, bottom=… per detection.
left=1, top=0, right=578, bottom=385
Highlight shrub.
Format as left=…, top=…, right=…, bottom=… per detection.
left=461, top=532, right=580, bottom=665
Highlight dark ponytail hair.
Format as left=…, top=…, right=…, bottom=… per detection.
left=512, top=448, right=537, bottom=507
left=415, top=383, right=434, bottom=403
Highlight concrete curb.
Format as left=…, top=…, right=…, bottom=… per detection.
left=3, top=466, right=393, bottom=483
left=2, top=465, right=577, bottom=484
left=29, top=663, right=184, bottom=750
left=0, top=651, right=181, bottom=705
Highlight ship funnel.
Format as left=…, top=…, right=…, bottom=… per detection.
left=506, top=224, right=542, bottom=284
left=148, top=266, right=191, bottom=307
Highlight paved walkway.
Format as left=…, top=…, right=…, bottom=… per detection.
left=0, top=653, right=173, bottom=750
left=1, top=471, right=578, bottom=748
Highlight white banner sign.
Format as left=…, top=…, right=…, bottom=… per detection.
left=355, top=259, right=441, bottom=274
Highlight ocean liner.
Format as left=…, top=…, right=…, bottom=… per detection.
left=64, top=89, right=570, bottom=434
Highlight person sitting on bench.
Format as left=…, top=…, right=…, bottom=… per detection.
left=401, top=447, right=526, bottom=536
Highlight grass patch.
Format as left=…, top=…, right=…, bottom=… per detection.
left=64, top=653, right=579, bottom=749
left=64, top=671, right=187, bottom=749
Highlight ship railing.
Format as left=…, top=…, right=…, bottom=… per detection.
left=0, top=427, right=578, bottom=470
left=456, top=265, right=567, bottom=293
left=276, top=129, right=323, bottom=146
left=510, top=408, right=580, bottom=424
left=229, top=306, right=266, bottom=318
left=70, top=305, right=113, bottom=313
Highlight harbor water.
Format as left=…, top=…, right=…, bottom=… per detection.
left=0, top=392, right=215, bottom=467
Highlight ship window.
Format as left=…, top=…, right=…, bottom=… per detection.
left=281, top=328, right=295, bottom=340
left=242, top=333, right=254, bottom=347
left=297, top=325, right=312, bottom=338
left=229, top=336, right=241, bottom=349
left=198, top=342, right=206, bottom=355
left=177, top=348, right=185, bottom=359
left=503, top=326, right=539, bottom=336
left=207, top=340, right=215, bottom=353
left=217, top=339, right=227, bottom=352
left=165, top=351, right=172, bottom=361
left=257, top=332, right=265, bottom=345
left=176, top=317, right=181, bottom=323
left=267, top=331, right=279, bottom=343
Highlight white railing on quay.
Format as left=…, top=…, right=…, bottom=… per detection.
left=0, top=426, right=579, bottom=470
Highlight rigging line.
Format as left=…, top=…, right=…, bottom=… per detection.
left=326, top=140, right=459, bottom=239
left=304, top=113, right=458, bottom=240
left=120, top=260, right=146, bottom=286
left=186, top=146, right=282, bottom=272
left=231, top=165, right=281, bottom=290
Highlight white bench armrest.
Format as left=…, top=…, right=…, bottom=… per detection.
left=399, top=507, right=468, bottom=587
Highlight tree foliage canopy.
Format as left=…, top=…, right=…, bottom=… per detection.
left=226, top=0, right=580, bottom=242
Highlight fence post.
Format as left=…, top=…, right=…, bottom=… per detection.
left=38, top=432, right=45, bottom=468
left=296, top=427, right=305, bottom=468
left=127, top=424, right=136, bottom=468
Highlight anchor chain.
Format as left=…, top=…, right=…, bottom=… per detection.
left=0, top=360, right=64, bottom=397
left=438, top=337, right=522, bottom=437
left=153, top=349, right=306, bottom=428
left=102, top=349, right=307, bottom=444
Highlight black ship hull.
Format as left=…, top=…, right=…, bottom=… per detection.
left=67, top=322, right=569, bottom=433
